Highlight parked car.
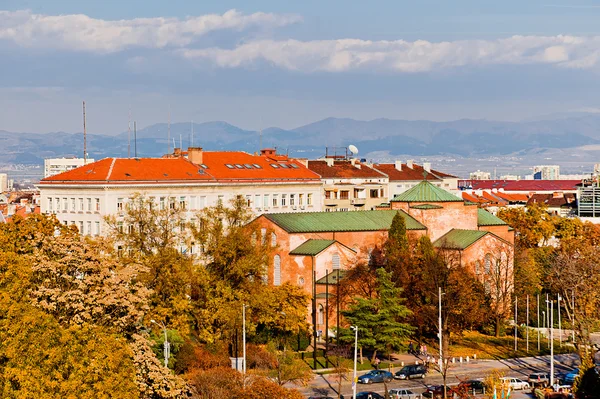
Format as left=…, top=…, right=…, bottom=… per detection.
left=357, top=370, right=394, bottom=384
left=422, top=385, right=454, bottom=399
left=455, top=379, right=486, bottom=394
left=563, top=369, right=579, bottom=384
left=388, top=388, right=417, bottom=399
left=499, top=377, right=530, bottom=390
left=394, top=364, right=427, bottom=380
left=308, top=396, right=344, bottom=399
left=356, top=392, right=385, bottom=399
left=528, top=372, right=550, bottom=387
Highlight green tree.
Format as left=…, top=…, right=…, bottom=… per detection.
left=342, top=268, right=413, bottom=362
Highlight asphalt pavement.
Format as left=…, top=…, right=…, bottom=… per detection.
left=297, top=353, right=579, bottom=398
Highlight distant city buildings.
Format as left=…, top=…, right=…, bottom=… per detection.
left=470, top=170, right=491, bottom=180
left=44, top=157, right=94, bottom=178
left=533, top=165, right=560, bottom=180
left=0, top=173, right=8, bottom=192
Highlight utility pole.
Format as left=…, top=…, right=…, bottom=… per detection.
left=558, top=294, right=562, bottom=346
left=514, top=296, right=518, bottom=352
left=550, top=300, right=554, bottom=386
left=242, top=304, right=247, bottom=386
left=134, top=121, right=137, bottom=158
left=537, top=293, right=540, bottom=351
left=168, top=105, right=171, bottom=155
left=151, top=320, right=169, bottom=368
left=351, top=326, right=358, bottom=399
left=128, top=107, right=131, bottom=158
left=82, top=101, right=87, bottom=164
left=526, top=295, right=529, bottom=353
left=438, top=287, right=443, bottom=372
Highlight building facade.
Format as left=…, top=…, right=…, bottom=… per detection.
left=38, top=148, right=323, bottom=235
left=533, top=165, right=560, bottom=180
left=307, top=158, right=389, bottom=211
left=0, top=173, right=8, bottom=192
left=373, top=160, right=458, bottom=198
left=44, top=157, right=95, bottom=178
left=470, top=170, right=492, bottom=180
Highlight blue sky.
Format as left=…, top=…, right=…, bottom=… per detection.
left=2, top=0, right=600, bottom=134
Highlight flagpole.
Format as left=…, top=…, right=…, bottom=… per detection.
left=526, top=294, right=529, bottom=354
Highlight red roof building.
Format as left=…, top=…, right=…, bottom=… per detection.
left=373, top=161, right=459, bottom=199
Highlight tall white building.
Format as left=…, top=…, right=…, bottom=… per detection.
left=44, top=157, right=94, bottom=178
left=533, top=165, right=560, bottom=180
left=38, top=148, right=323, bottom=236
left=469, top=170, right=491, bottom=180
left=0, top=173, right=8, bottom=192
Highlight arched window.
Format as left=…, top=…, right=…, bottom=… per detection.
left=332, top=253, right=340, bottom=270
left=475, top=261, right=482, bottom=276
left=484, top=254, right=491, bottom=274
left=318, top=304, right=324, bottom=325
left=273, top=255, right=281, bottom=286
left=261, top=228, right=267, bottom=245
left=271, top=232, right=277, bottom=247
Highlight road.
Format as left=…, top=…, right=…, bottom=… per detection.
left=297, top=354, right=579, bottom=398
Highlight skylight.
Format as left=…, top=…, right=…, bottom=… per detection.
left=279, top=164, right=289, bottom=168
left=253, top=164, right=262, bottom=169
left=235, top=164, right=244, bottom=169
left=290, top=164, right=299, bottom=169
left=244, top=164, right=253, bottom=169
left=200, top=164, right=208, bottom=169
left=270, top=164, right=279, bottom=168
left=225, top=164, right=234, bottom=169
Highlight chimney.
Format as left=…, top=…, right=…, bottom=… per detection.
left=407, top=160, right=414, bottom=169
left=394, top=160, right=402, bottom=171
left=188, top=147, right=203, bottom=164
left=173, top=148, right=181, bottom=157
left=295, top=158, right=308, bottom=168
left=325, top=158, right=334, bottom=167
left=260, top=148, right=276, bottom=156
left=423, top=162, right=431, bottom=173
left=552, top=192, right=564, bottom=199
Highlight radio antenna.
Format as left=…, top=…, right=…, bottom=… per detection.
left=82, top=101, right=87, bottom=164
left=128, top=107, right=131, bottom=158
left=134, top=121, right=137, bottom=158
left=168, top=105, right=171, bottom=155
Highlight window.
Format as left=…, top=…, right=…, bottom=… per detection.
left=95, top=198, right=100, bottom=212
left=290, top=163, right=299, bottom=169
left=217, top=195, right=224, bottom=206
left=235, top=164, right=244, bottom=169
left=56, top=198, right=60, bottom=211
left=307, top=193, right=313, bottom=206
left=94, top=221, right=100, bottom=236
left=159, top=197, right=166, bottom=210
left=179, top=196, right=186, bottom=210
left=475, top=261, right=482, bottom=277
left=281, top=194, right=287, bottom=206
left=317, top=304, right=324, bottom=325
left=244, top=164, right=253, bottom=169
left=290, top=194, right=295, bottom=206
left=78, top=221, right=84, bottom=233
left=261, top=228, right=267, bottom=245
left=71, top=198, right=76, bottom=211
left=117, top=221, right=124, bottom=233
left=48, top=198, right=53, bottom=212
left=87, top=198, right=92, bottom=211
left=273, top=255, right=281, bottom=286
left=246, top=195, right=252, bottom=207
left=325, top=191, right=331, bottom=199
left=370, top=189, right=379, bottom=198
left=484, top=254, right=491, bottom=274
left=263, top=194, right=269, bottom=208
left=332, top=253, right=341, bottom=269
left=199, top=196, right=206, bottom=208
left=78, top=198, right=84, bottom=211
left=340, top=191, right=349, bottom=200
left=252, top=164, right=262, bottom=168
left=272, top=194, right=279, bottom=207
left=270, top=164, right=279, bottom=169
left=255, top=194, right=261, bottom=208
left=225, top=164, right=234, bottom=169
left=271, top=232, right=277, bottom=247
left=86, top=221, right=91, bottom=235
left=299, top=193, right=304, bottom=205
left=63, top=198, right=67, bottom=212
left=169, top=197, right=176, bottom=209
left=128, top=224, right=134, bottom=234
left=200, top=164, right=208, bottom=169
left=117, top=198, right=124, bottom=211
left=189, top=196, right=197, bottom=210
left=279, top=163, right=289, bottom=168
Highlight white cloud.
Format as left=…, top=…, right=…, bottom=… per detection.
left=0, top=9, right=301, bottom=53
left=181, top=35, right=600, bottom=73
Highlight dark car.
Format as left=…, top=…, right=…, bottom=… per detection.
left=357, top=370, right=394, bottom=384
left=394, top=364, right=427, bottom=380
left=356, top=392, right=385, bottom=399
left=456, top=379, right=486, bottom=395
left=563, top=369, right=579, bottom=384
left=422, top=385, right=454, bottom=399
left=308, top=396, right=345, bottom=399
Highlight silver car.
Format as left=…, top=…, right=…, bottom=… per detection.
left=500, top=377, right=530, bottom=390
left=388, top=388, right=417, bottom=399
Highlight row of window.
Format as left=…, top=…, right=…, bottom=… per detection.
left=48, top=197, right=101, bottom=213
left=325, top=188, right=383, bottom=200
left=62, top=219, right=101, bottom=236
left=246, top=193, right=313, bottom=209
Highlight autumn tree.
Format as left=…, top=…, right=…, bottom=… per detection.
left=497, top=204, right=555, bottom=248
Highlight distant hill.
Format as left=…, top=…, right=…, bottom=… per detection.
left=2, top=113, right=600, bottom=165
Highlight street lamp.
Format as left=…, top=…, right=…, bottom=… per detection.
left=151, top=319, right=170, bottom=368
left=242, top=304, right=247, bottom=383
left=350, top=325, right=358, bottom=399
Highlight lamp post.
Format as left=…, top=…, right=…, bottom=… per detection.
left=438, top=287, right=444, bottom=372
left=351, top=325, right=358, bottom=399
left=151, top=319, right=170, bottom=368
left=243, top=304, right=247, bottom=379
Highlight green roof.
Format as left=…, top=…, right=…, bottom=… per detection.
left=290, top=239, right=337, bottom=256
left=477, top=208, right=508, bottom=226
left=263, top=210, right=426, bottom=233
left=409, top=203, right=444, bottom=210
left=391, top=181, right=463, bottom=203
left=433, top=229, right=488, bottom=250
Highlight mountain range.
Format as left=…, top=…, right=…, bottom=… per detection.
left=2, top=113, right=600, bottom=166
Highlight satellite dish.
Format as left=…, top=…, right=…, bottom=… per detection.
left=348, top=144, right=359, bottom=155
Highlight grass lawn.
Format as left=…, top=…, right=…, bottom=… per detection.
left=448, top=330, right=574, bottom=360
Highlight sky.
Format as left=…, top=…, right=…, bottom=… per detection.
left=2, top=0, right=600, bottom=134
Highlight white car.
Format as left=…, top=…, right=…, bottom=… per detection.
left=500, top=377, right=530, bottom=390
left=388, top=388, right=417, bottom=399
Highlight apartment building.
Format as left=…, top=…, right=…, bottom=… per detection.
left=37, top=148, right=323, bottom=236
left=44, top=157, right=94, bottom=178
left=307, top=158, right=389, bottom=211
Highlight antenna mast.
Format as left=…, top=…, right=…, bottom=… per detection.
left=191, top=120, right=194, bottom=147
left=168, top=105, right=171, bottom=155
left=128, top=107, right=131, bottom=158
left=134, top=121, right=137, bottom=158
left=259, top=127, right=262, bottom=151
left=82, top=101, right=87, bottom=164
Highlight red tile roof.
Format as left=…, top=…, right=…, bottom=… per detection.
left=462, top=192, right=489, bottom=204
left=307, top=160, right=387, bottom=179
left=373, top=163, right=456, bottom=181
left=40, top=151, right=321, bottom=185
left=527, top=193, right=577, bottom=208
left=460, top=180, right=581, bottom=192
